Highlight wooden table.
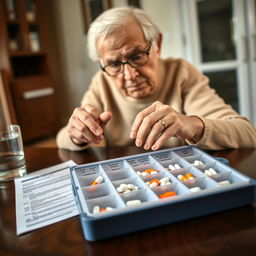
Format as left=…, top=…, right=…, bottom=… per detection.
left=0, top=146, right=256, bottom=256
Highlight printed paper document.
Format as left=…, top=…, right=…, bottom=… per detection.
left=15, top=160, right=78, bottom=235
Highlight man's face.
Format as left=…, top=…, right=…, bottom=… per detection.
left=97, top=20, right=161, bottom=99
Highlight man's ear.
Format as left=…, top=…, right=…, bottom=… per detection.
left=156, top=33, right=163, bottom=54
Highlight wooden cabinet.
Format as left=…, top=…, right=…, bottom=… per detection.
left=0, top=0, right=59, bottom=142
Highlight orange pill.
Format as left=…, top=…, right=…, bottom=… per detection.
left=145, top=169, right=157, bottom=174
left=185, top=173, right=194, bottom=179
left=149, top=179, right=160, bottom=186
left=100, top=208, right=107, bottom=212
left=159, top=191, right=177, bottom=198
left=181, top=176, right=188, bottom=181
left=91, top=181, right=99, bottom=186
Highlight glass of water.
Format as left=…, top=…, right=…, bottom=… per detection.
left=0, top=125, right=26, bottom=182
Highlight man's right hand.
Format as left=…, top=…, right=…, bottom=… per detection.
left=67, top=104, right=112, bottom=145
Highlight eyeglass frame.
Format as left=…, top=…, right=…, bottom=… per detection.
left=100, top=42, right=152, bottom=77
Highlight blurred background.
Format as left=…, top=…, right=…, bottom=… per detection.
left=0, top=0, right=255, bottom=147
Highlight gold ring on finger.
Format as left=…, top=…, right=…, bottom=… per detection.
left=159, top=119, right=167, bottom=129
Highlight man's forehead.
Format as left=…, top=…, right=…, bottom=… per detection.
left=98, top=37, right=147, bottom=61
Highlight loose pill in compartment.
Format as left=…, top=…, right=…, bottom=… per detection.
left=93, top=205, right=114, bottom=214
left=159, top=191, right=177, bottom=198
left=90, top=176, right=104, bottom=186
left=126, top=199, right=142, bottom=206
left=116, top=183, right=139, bottom=194
left=137, top=169, right=158, bottom=177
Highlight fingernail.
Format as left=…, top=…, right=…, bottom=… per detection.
left=144, top=144, right=149, bottom=150
left=96, top=128, right=102, bottom=136
left=151, top=144, right=157, bottom=150
left=136, top=139, right=142, bottom=147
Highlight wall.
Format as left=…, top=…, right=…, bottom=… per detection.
left=49, top=0, right=184, bottom=125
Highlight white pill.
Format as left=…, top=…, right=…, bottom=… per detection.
left=127, top=184, right=135, bottom=189
left=123, top=190, right=131, bottom=194
left=132, top=186, right=139, bottom=191
left=151, top=171, right=158, bottom=175
left=137, top=171, right=142, bottom=176
left=146, top=181, right=150, bottom=186
left=174, top=164, right=181, bottom=169
left=120, top=183, right=127, bottom=188
left=142, top=172, right=148, bottom=176
left=106, top=207, right=114, bottom=211
left=93, top=205, right=100, bottom=214
left=149, top=182, right=158, bottom=188
left=160, top=177, right=169, bottom=183
left=204, top=170, right=212, bottom=176
left=219, top=180, right=230, bottom=186
left=168, top=164, right=176, bottom=171
left=190, top=186, right=201, bottom=193
left=126, top=200, right=142, bottom=206
left=165, top=181, right=171, bottom=185
left=209, top=168, right=217, bottom=175
left=199, top=161, right=204, bottom=165
left=193, top=160, right=200, bottom=166
left=117, top=186, right=125, bottom=193
left=177, top=175, right=183, bottom=180
left=95, top=176, right=103, bottom=183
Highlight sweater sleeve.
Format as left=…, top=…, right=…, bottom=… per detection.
left=181, top=60, right=256, bottom=149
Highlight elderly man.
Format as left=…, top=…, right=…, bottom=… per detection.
left=57, top=7, right=256, bottom=151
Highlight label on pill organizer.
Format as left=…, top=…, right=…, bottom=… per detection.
left=105, top=162, right=123, bottom=171
left=153, top=152, right=171, bottom=161
left=127, top=157, right=149, bottom=167
left=77, top=166, right=98, bottom=176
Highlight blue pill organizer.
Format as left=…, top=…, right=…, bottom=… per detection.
left=70, top=146, right=256, bottom=241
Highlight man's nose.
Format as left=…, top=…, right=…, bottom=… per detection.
left=123, top=64, right=138, bottom=80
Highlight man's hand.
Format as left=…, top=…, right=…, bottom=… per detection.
left=130, top=101, right=204, bottom=150
left=67, top=104, right=112, bottom=145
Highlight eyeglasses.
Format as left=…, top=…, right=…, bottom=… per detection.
left=100, top=42, right=151, bottom=76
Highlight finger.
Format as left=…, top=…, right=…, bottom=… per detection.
left=143, top=120, right=171, bottom=150
left=75, top=108, right=103, bottom=136
left=151, top=121, right=180, bottom=150
left=99, top=111, right=112, bottom=129
left=130, top=103, right=157, bottom=139
left=68, top=121, right=98, bottom=144
left=135, top=109, right=169, bottom=147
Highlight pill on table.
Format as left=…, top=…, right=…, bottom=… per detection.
left=190, top=186, right=201, bottom=193
left=93, top=205, right=100, bottom=214
left=219, top=180, right=230, bottom=186
left=126, top=200, right=142, bottom=206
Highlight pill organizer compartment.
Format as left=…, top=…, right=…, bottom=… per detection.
left=112, top=177, right=143, bottom=193
left=82, top=183, right=113, bottom=200
left=75, top=164, right=102, bottom=177
left=170, top=166, right=204, bottom=181
left=121, top=188, right=158, bottom=205
left=210, top=170, right=249, bottom=185
left=105, top=168, right=133, bottom=181
left=183, top=153, right=215, bottom=167
left=78, top=173, right=105, bottom=187
left=101, top=160, right=128, bottom=172
left=85, top=195, right=125, bottom=215
left=183, top=177, right=219, bottom=192
left=151, top=182, right=190, bottom=199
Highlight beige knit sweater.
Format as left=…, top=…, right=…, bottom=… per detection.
left=57, top=58, right=256, bottom=151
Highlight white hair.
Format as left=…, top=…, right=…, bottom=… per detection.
left=87, top=6, right=161, bottom=61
